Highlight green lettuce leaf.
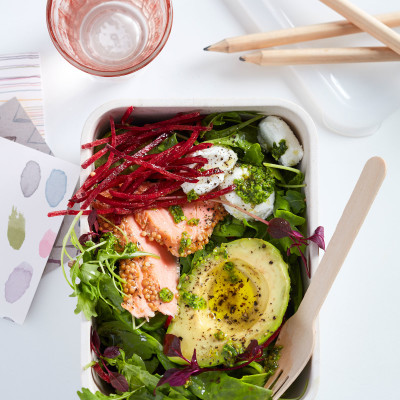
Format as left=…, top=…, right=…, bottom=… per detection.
left=190, top=372, right=272, bottom=400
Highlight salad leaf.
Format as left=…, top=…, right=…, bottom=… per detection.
left=61, top=214, right=154, bottom=320
left=205, top=132, right=264, bottom=166
left=274, top=191, right=291, bottom=212
left=190, top=372, right=272, bottom=400
left=149, top=133, right=179, bottom=154
left=97, top=320, right=163, bottom=360
left=240, top=373, right=269, bottom=387
left=283, top=190, right=306, bottom=214
left=78, top=388, right=138, bottom=400
left=64, top=109, right=325, bottom=400
left=201, top=111, right=244, bottom=127
left=242, top=219, right=268, bottom=239
left=204, top=114, right=265, bottom=140
left=212, top=215, right=246, bottom=238
left=288, top=260, right=303, bottom=313
left=242, top=143, right=264, bottom=166
left=274, top=210, right=305, bottom=227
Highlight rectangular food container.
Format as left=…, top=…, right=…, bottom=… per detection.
left=79, top=99, right=320, bottom=399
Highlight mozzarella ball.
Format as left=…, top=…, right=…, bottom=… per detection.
left=220, top=166, right=275, bottom=221
left=258, top=116, right=303, bottom=167
left=181, top=146, right=237, bottom=195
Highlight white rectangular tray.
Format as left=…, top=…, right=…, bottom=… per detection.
left=224, top=0, right=400, bottom=137
left=79, top=98, right=320, bottom=399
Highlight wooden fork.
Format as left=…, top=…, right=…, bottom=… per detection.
left=265, top=156, right=386, bottom=399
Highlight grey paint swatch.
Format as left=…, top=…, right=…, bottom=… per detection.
left=20, top=160, right=41, bottom=197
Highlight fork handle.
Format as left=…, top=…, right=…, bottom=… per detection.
left=297, top=157, right=386, bottom=323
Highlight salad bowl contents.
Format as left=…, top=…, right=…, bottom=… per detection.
left=57, top=101, right=322, bottom=400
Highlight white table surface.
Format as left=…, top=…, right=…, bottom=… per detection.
left=1, top=1, right=399, bottom=399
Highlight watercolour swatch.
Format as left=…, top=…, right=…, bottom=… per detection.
left=0, top=98, right=80, bottom=275
left=0, top=136, right=80, bottom=324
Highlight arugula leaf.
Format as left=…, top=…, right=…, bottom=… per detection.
left=61, top=215, right=154, bottom=320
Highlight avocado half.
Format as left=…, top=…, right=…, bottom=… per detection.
left=167, top=238, right=290, bottom=367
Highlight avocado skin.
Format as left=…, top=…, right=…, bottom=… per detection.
left=167, top=238, right=291, bottom=367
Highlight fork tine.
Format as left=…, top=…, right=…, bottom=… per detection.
left=271, top=373, right=290, bottom=399
left=264, top=368, right=282, bottom=391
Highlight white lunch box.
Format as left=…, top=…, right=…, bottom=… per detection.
left=79, top=98, right=319, bottom=399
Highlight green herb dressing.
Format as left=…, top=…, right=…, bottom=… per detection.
left=234, top=165, right=275, bottom=206
left=169, top=205, right=186, bottom=223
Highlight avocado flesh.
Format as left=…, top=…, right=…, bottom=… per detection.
left=167, top=238, right=290, bottom=367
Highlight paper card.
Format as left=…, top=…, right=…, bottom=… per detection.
left=0, top=98, right=80, bottom=276
left=0, top=52, right=45, bottom=136
left=0, top=97, right=52, bottom=154
left=0, top=136, right=80, bottom=324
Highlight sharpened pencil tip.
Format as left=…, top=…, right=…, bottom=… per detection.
left=239, top=56, right=245, bottom=61
left=203, top=45, right=210, bottom=51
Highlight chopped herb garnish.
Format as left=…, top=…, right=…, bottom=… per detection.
left=169, top=205, right=186, bottom=223
left=234, top=165, right=274, bottom=206
left=223, top=261, right=234, bottom=271
left=221, top=342, right=242, bottom=366
left=179, top=231, right=192, bottom=256
left=271, top=139, right=288, bottom=161
left=223, top=261, right=239, bottom=283
left=186, top=189, right=199, bottom=202
left=181, top=290, right=207, bottom=309
left=187, top=218, right=200, bottom=226
left=214, top=330, right=227, bottom=341
left=159, top=287, right=174, bottom=303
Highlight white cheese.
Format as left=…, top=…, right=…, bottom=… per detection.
left=258, top=116, right=303, bottom=167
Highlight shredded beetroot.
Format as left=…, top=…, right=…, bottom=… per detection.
left=81, top=147, right=108, bottom=169
left=106, top=144, right=199, bottom=183
left=51, top=108, right=239, bottom=217
left=185, top=142, right=213, bottom=154
left=120, top=106, right=134, bottom=125
left=109, top=181, right=182, bottom=201
left=171, top=156, right=208, bottom=166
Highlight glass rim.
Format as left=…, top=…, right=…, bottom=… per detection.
left=46, top=0, right=173, bottom=77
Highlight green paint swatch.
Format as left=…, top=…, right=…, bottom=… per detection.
left=7, top=207, right=26, bottom=250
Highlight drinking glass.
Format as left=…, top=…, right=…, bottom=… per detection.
left=46, top=0, right=173, bottom=77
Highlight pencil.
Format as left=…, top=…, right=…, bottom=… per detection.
left=239, top=47, right=400, bottom=66
left=204, top=11, right=400, bottom=53
left=320, top=0, right=400, bottom=55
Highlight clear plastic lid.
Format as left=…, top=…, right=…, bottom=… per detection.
left=226, top=0, right=400, bottom=137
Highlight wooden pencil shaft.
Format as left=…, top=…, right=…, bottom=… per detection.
left=320, top=0, right=400, bottom=55
left=214, top=11, right=400, bottom=53
left=242, top=47, right=400, bottom=66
